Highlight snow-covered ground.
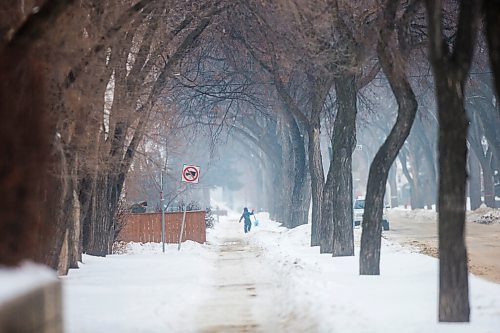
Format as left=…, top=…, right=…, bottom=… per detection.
left=62, top=211, right=500, bottom=333
left=386, top=206, right=500, bottom=283
left=248, top=213, right=500, bottom=333
left=0, top=262, right=56, bottom=303
left=62, top=241, right=215, bottom=333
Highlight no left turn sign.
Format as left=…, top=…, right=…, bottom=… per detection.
left=182, top=164, right=200, bottom=184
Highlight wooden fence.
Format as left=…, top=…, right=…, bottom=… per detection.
left=117, top=211, right=206, bottom=244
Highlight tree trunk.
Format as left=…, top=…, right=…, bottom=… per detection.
left=36, top=100, right=81, bottom=273
left=0, top=47, right=48, bottom=266
left=320, top=73, right=356, bottom=255
left=408, top=148, right=425, bottom=209
left=277, top=112, right=295, bottom=227
left=280, top=106, right=309, bottom=228
left=468, top=149, right=482, bottom=210
left=80, top=170, right=96, bottom=257
left=435, top=84, right=470, bottom=322
left=57, top=229, right=69, bottom=275
left=308, top=77, right=331, bottom=245
left=263, top=156, right=282, bottom=221
left=414, top=121, right=438, bottom=209
left=69, top=188, right=81, bottom=268
left=271, top=163, right=283, bottom=220
left=468, top=112, right=496, bottom=208
left=399, top=150, right=419, bottom=209
left=85, top=172, right=112, bottom=256
left=425, top=0, right=480, bottom=321
left=309, top=123, right=324, bottom=245
left=60, top=146, right=79, bottom=273
left=360, top=14, right=418, bottom=274
left=320, top=156, right=335, bottom=253
left=290, top=125, right=309, bottom=228
left=480, top=153, right=496, bottom=207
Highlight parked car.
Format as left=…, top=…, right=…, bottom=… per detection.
left=353, top=197, right=390, bottom=231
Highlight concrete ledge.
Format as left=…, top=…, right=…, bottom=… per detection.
left=0, top=280, right=62, bottom=333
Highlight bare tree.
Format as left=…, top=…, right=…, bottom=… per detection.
left=359, top=0, right=419, bottom=275
left=425, top=0, right=482, bottom=322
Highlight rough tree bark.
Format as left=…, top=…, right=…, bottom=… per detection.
left=309, top=76, right=332, bottom=246
left=277, top=111, right=295, bottom=227
left=331, top=74, right=357, bottom=256
left=320, top=73, right=356, bottom=255
left=286, top=110, right=310, bottom=228
left=272, top=78, right=311, bottom=229
left=0, top=0, right=74, bottom=266
left=360, top=0, right=418, bottom=275
left=425, top=0, right=481, bottom=322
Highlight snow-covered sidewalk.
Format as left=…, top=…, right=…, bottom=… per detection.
left=192, top=219, right=315, bottom=332
left=247, top=213, right=500, bottom=333
left=63, top=213, right=500, bottom=333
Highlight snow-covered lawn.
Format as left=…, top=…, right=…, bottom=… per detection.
left=248, top=213, right=500, bottom=333
left=62, top=242, right=215, bottom=333
left=62, top=211, right=500, bottom=333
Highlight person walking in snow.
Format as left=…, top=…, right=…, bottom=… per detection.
left=239, top=207, right=254, bottom=233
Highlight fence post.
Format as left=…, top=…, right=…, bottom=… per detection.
left=178, top=207, right=187, bottom=251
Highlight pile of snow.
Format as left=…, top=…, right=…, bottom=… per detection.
left=389, top=205, right=500, bottom=225
left=0, top=262, right=56, bottom=304
left=468, top=206, right=500, bottom=225
left=123, top=240, right=206, bottom=254
left=247, top=215, right=500, bottom=333
left=389, top=207, right=437, bottom=222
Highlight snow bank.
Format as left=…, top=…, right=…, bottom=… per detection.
left=0, top=262, right=56, bottom=304
left=389, top=206, right=500, bottom=225
left=248, top=217, right=500, bottom=333
left=467, top=206, right=500, bottom=225
left=389, top=207, right=438, bottom=222
left=123, top=240, right=207, bottom=254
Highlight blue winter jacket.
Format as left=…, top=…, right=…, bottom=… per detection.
left=239, top=210, right=254, bottom=223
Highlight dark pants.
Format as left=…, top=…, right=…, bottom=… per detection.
left=244, top=220, right=252, bottom=233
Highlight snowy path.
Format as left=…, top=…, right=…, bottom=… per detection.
left=194, top=219, right=317, bottom=332
left=63, top=212, right=500, bottom=333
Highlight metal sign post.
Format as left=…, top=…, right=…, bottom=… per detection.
left=178, top=164, right=200, bottom=251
